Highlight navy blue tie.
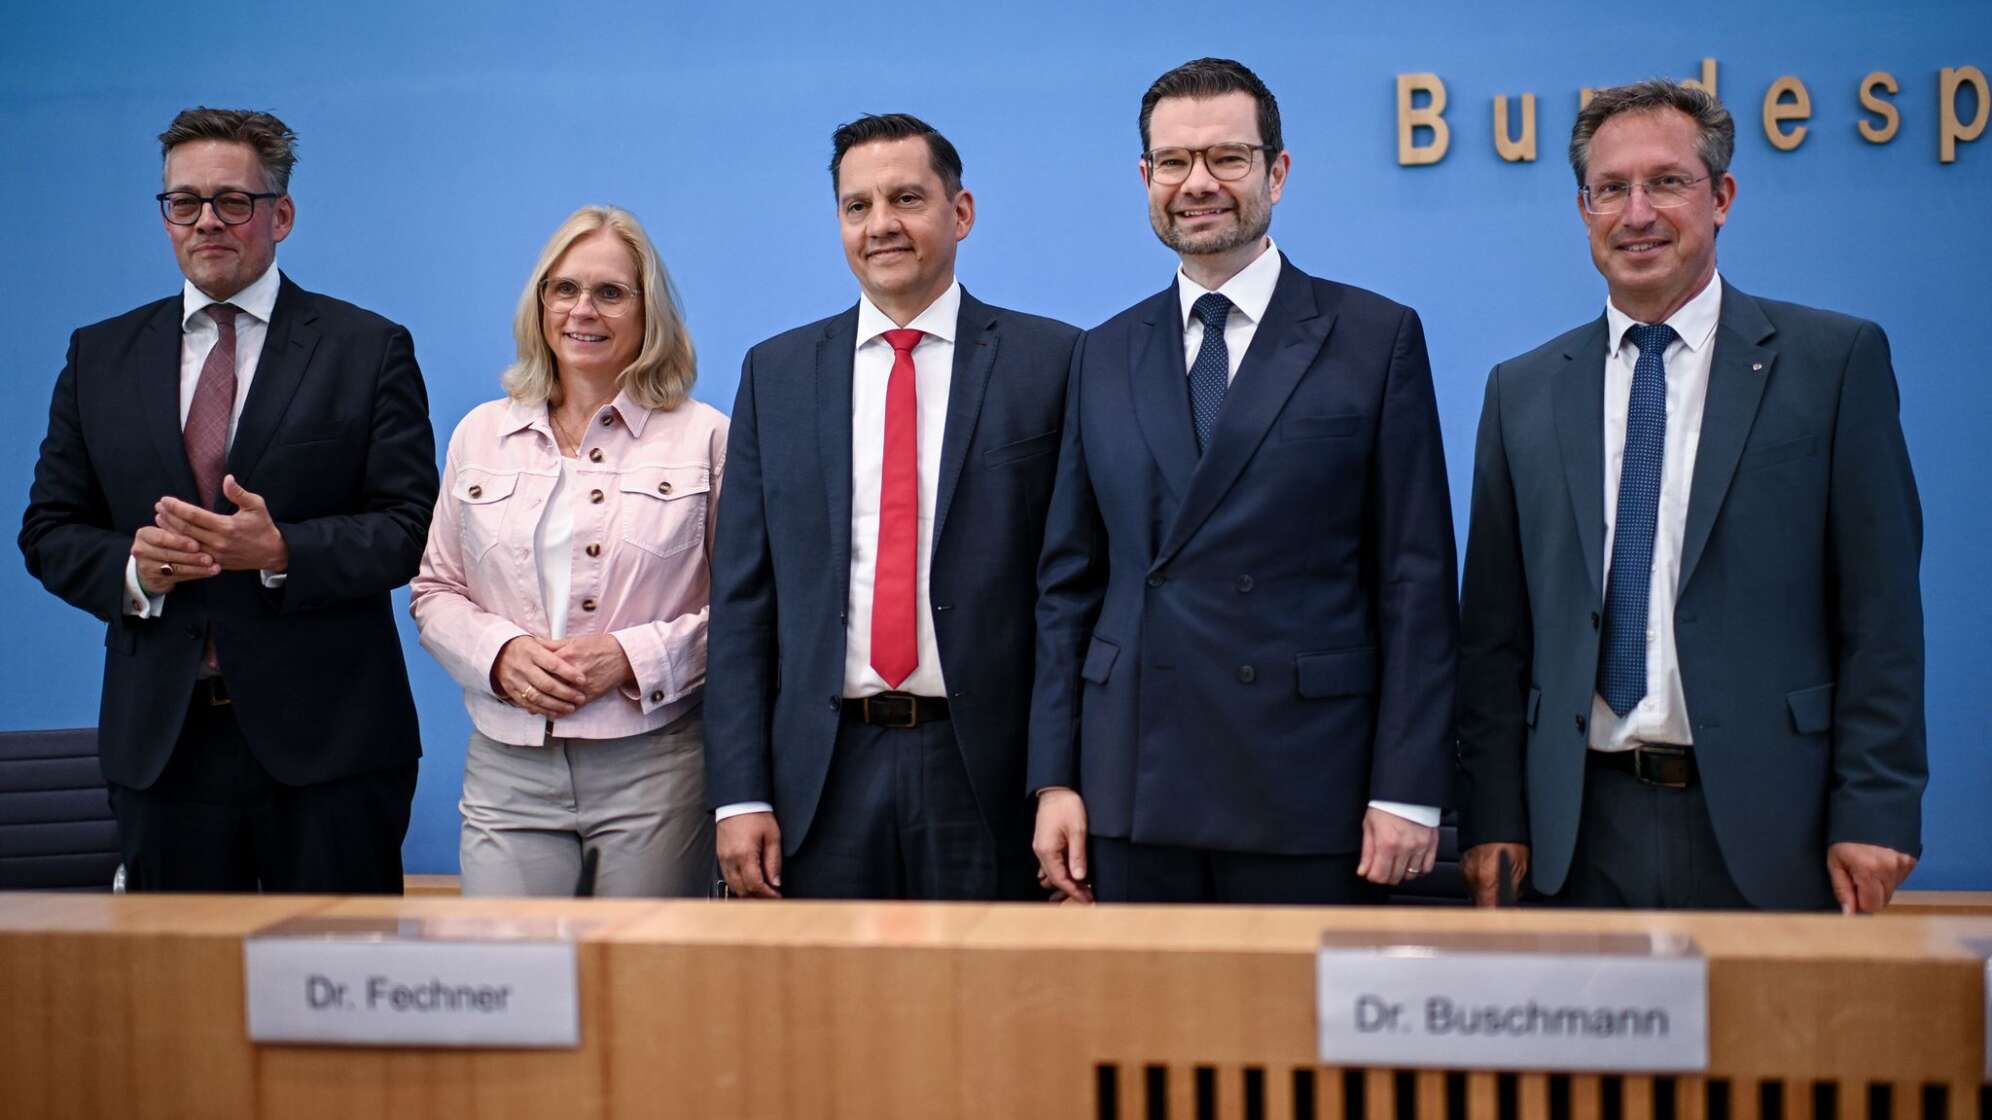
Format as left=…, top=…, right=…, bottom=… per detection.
left=1188, top=293, right=1232, bottom=453
left=1598, top=322, right=1676, bottom=718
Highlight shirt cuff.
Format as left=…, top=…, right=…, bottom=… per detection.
left=1367, top=800, right=1441, bottom=828
left=123, top=555, right=166, bottom=618
left=715, top=801, right=774, bottom=823
left=260, top=570, right=287, bottom=588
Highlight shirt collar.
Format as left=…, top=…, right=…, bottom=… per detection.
left=502, top=386, right=651, bottom=440
left=856, top=279, right=961, bottom=349
left=1176, top=238, right=1281, bottom=330
left=1606, top=270, right=1723, bottom=358
left=182, top=261, right=281, bottom=331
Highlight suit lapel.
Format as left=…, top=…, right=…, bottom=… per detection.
left=226, top=276, right=321, bottom=499
left=816, top=308, right=859, bottom=598
left=139, top=298, right=201, bottom=503
left=1679, top=283, right=1775, bottom=593
left=931, top=289, right=997, bottom=556
left=1128, top=283, right=1197, bottom=500
left=1555, top=317, right=1610, bottom=601
left=1156, top=258, right=1331, bottom=568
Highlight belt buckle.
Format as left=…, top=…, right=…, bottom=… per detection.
left=1633, top=745, right=1689, bottom=789
left=865, top=693, right=919, bottom=729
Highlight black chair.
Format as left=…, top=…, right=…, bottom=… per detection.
left=0, top=728, right=121, bottom=891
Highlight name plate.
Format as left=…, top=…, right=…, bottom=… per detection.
left=1317, top=930, right=1707, bottom=1072
left=1970, top=938, right=1992, bottom=1081
left=245, top=916, right=579, bottom=1048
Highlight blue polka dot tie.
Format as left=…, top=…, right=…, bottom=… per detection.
left=1188, top=293, right=1233, bottom=454
left=1597, top=322, right=1676, bottom=718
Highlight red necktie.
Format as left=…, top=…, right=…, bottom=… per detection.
left=869, top=329, right=923, bottom=688
left=184, top=304, right=239, bottom=509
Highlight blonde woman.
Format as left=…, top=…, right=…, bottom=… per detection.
left=412, top=206, right=724, bottom=896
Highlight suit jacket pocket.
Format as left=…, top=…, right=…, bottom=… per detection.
left=275, top=417, right=358, bottom=447
left=1739, top=434, right=1817, bottom=472
left=1786, top=682, right=1835, bottom=735
left=1080, top=636, right=1120, bottom=685
left=983, top=429, right=1059, bottom=467
left=1280, top=413, right=1363, bottom=443
left=1296, top=647, right=1378, bottom=698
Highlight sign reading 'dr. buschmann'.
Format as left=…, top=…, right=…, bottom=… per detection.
left=245, top=935, right=578, bottom=1048
left=1317, top=931, right=1707, bottom=1072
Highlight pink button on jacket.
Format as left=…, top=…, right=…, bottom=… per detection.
left=411, top=392, right=726, bottom=745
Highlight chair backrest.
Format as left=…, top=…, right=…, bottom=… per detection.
left=0, top=728, right=120, bottom=891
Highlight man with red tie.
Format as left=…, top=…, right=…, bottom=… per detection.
left=707, top=113, right=1079, bottom=899
left=20, top=108, right=436, bottom=892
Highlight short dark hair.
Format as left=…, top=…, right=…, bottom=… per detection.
left=1569, top=79, right=1734, bottom=188
left=829, top=113, right=963, bottom=197
left=1139, top=57, right=1283, bottom=155
left=158, top=107, right=299, bottom=194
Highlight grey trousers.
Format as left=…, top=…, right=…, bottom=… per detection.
left=459, top=712, right=713, bottom=898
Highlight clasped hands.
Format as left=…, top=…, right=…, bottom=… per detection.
left=491, top=633, right=633, bottom=719
left=131, top=475, right=288, bottom=596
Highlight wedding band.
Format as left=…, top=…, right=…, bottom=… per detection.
left=158, top=563, right=174, bottom=577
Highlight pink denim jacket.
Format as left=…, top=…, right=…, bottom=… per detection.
left=411, top=391, right=726, bottom=745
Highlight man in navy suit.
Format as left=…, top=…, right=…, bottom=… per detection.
left=1030, top=59, right=1458, bottom=905
left=1457, top=80, right=1925, bottom=912
left=706, top=114, right=1079, bottom=900
left=20, top=108, right=435, bottom=892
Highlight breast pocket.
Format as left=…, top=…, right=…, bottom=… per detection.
left=1738, top=434, right=1818, bottom=473
left=1279, top=413, right=1363, bottom=443
left=620, top=464, right=712, bottom=559
left=455, top=469, right=520, bottom=562
left=983, top=429, right=1059, bottom=468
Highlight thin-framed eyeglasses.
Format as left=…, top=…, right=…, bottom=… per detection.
left=156, top=191, right=282, bottom=226
left=540, top=277, right=642, bottom=317
left=1143, top=143, right=1276, bottom=185
left=1580, top=174, right=1712, bottom=215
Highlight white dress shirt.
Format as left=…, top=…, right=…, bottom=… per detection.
left=717, top=281, right=961, bottom=824
left=123, top=262, right=285, bottom=617
left=1590, top=273, right=1723, bottom=752
left=1174, top=240, right=1437, bottom=831
left=535, top=456, right=576, bottom=641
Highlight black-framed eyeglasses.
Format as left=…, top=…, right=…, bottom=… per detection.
left=539, top=277, right=642, bottom=317
left=1580, top=174, right=1711, bottom=215
left=1142, top=143, right=1276, bottom=185
left=156, top=191, right=282, bottom=226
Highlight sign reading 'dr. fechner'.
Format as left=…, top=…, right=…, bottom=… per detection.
left=245, top=916, right=580, bottom=1048
left=1317, top=930, right=1708, bottom=1072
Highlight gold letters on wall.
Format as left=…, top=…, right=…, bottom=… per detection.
left=1395, top=58, right=1983, bottom=166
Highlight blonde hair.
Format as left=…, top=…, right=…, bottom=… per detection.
left=503, top=205, right=697, bottom=410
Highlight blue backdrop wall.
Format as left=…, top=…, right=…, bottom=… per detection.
left=3, top=0, right=1985, bottom=885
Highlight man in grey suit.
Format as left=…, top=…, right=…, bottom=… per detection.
left=1457, top=80, right=1925, bottom=912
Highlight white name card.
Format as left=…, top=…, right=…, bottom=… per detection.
left=245, top=917, right=579, bottom=1048
left=1317, top=930, right=1707, bottom=1072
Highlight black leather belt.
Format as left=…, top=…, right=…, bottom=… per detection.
left=1590, top=744, right=1697, bottom=789
left=194, top=677, right=232, bottom=707
left=843, top=692, right=950, bottom=728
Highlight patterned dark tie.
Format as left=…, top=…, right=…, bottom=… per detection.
left=1597, top=322, right=1676, bottom=717
left=1187, top=293, right=1232, bottom=454
left=183, top=303, right=239, bottom=509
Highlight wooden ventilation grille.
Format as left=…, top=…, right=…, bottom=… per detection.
left=1091, top=1065, right=1990, bottom=1120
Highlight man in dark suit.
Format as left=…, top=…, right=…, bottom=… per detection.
left=20, top=108, right=436, bottom=893
left=1457, top=80, right=1925, bottom=912
left=706, top=113, right=1078, bottom=900
left=1030, top=59, right=1458, bottom=905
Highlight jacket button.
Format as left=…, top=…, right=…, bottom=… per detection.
left=829, top=696, right=841, bottom=712
left=590, top=489, right=605, bottom=504
left=1146, top=573, right=1166, bottom=588
left=1238, top=665, right=1256, bottom=684
left=657, top=480, right=672, bottom=494
left=581, top=598, right=597, bottom=612
left=650, top=690, right=664, bottom=703
left=1590, top=611, right=1600, bottom=630
left=1575, top=714, right=1587, bottom=734
left=586, top=543, right=601, bottom=558
left=588, top=448, right=604, bottom=463
left=1236, top=575, right=1254, bottom=593
left=183, top=625, right=202, bottom=639
left=467, top=485, right=483, bottom=498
